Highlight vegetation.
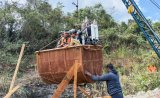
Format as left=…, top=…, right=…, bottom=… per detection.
left=0, top=0, right=159, bottom=97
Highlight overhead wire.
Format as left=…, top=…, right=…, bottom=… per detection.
left=152, top=0, right=160, bottom=8
left=149, top=0, right=160, bottom=10
left=153, top=0, right=160, bottom=9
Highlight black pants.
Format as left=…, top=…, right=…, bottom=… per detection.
left=111, top=92, right=123, bottom=98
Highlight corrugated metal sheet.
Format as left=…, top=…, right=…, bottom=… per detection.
left=36, top=45, right=103, bottom=84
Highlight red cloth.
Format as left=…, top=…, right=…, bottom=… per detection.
left=147, top=65, right=157, bottom=73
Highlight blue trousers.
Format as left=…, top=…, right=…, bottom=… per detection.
left=111, top=92, right=123, bottom=98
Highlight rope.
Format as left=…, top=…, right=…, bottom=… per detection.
left=39, top=37, right=61, bottom=50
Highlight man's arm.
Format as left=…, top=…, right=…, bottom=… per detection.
left=85, top=71, right=111, bottom=81
left=91, top=74, right=110, bottom=81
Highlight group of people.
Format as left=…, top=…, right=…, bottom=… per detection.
left=56, top=29, right=81, bottom=48
left=56, top=18, right=100, bottom=48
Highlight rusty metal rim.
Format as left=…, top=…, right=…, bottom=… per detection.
left=35, top=45, right=103, bottom=54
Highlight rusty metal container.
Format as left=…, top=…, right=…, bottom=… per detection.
left=36, top=45, right=103, bottom=84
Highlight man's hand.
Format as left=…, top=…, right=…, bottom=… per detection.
left=85, top=71, right=92, bottom=77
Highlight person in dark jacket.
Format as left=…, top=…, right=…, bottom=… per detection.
left=85, top=63, right=123, bottom=98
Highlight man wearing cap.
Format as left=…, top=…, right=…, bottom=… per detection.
left=57, top=30, right=71, bottom=47
left=69, top=29, right=81, bottom=46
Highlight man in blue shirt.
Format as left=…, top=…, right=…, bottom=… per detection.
left=85, top=63, right=123, bottom=98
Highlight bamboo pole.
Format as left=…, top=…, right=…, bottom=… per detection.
left=78, top=86, right=91, bottom=98
left=52, top=60, right=79, bottom=98
left=4, top=85, right=21, bottom=98
left=74, top=60, right=78, bottom=98
left=8, top=44, right=25, bottom=92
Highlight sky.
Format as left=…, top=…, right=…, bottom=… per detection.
left=48, top=0, right=160, bottom=23
left=1, top=0, right=160, bottom=23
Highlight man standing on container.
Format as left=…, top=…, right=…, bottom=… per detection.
left=85, top=63, right=124, bottom=98
left=57, top=30, right=71, bottom=47
left=69, top=29, right=81, bottom=46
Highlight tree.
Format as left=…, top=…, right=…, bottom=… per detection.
left=120, top=22, right=128, bottom=31
left=153, top=22, right=160, bottom=34
left=71, top=3, right=116, bottom=30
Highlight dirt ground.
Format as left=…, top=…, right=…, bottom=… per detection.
left=125, top=88, right=160, bottom=98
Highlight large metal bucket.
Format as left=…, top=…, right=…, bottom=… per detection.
left=36, top=45, right=103, bottom=84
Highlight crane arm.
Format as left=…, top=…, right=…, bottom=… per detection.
left=122, top=0, right=160, bottom=58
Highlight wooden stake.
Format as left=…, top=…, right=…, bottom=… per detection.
left=102, top=96, right=112, bottom=98
left=8, top=44, right=25, bottom=92
left=78, top=86, right=91, bottom=98
left=74, top=60, right=78, bottom=98
left=4, top=85, right=21, bottom=98
left=52, top=60, right=79, bottom=98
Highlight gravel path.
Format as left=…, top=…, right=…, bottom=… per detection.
left=125, top=88, right=160, bottom=98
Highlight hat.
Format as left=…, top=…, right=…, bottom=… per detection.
left=63, top=31, right=69, bottom=34
left=70, top=29, right=77, bottom=34
left=77, top=30, right=82, bottom=35
left=58, top=31, right=64, bottom=34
